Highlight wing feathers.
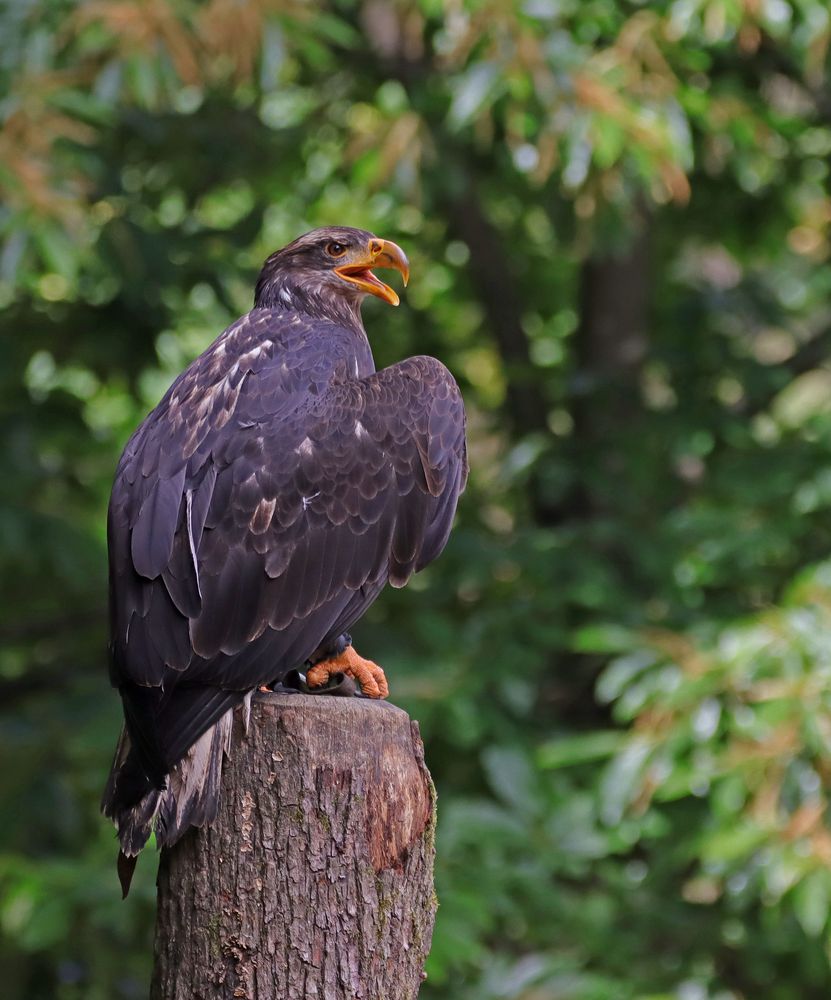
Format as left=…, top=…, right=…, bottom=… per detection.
left=130, top=467, right=187, bottom=579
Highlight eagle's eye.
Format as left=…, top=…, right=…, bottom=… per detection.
left=326, top=242, right=348, bottom=258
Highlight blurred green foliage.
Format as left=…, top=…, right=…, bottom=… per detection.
left=2, top=0, right=831, bottom=997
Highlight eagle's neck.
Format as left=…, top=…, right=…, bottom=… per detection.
left=254, top=274, right=365, bottom=334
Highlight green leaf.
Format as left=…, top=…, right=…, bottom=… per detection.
left=448, top=64, right=499, bottom=128
left=599, top=739, right=652, bottom=825
left=481, top=746, right=539, bottom=817
left=538, top=731, right=625, bottom=769
left=572, top=623, right=635, bottom=654
left=596, top=651, right=660, bottom=705
left=793, top=871, right=831, bottom=938
left=592, top=118, right=626, bottom=169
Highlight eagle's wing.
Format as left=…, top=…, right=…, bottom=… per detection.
left=189, top=353, right=467, bottom=666
left=108, top=342, right=466, bottom=785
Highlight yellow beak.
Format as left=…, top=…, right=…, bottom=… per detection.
left=334, top=238, right=410, bottom=306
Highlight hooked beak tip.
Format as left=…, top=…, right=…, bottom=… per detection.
left=375, top=239, right=409, bottom=287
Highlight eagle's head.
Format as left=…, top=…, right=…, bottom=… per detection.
left=254, top=227, right=410, bottom=324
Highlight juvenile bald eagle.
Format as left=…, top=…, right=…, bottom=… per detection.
left=102, top=228, right=467, bottom=891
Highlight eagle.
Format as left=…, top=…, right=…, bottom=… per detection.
left=101, top=227, right=467, bottom=894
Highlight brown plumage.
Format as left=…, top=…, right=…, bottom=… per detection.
left=101, top=227, right=467, bottom=890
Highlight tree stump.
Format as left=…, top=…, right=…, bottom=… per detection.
left=150, top=693, right=437, bottom=1000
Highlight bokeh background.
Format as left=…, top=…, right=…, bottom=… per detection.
left=3, top=1, right=831, bottom=997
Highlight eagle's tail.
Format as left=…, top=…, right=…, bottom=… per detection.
left=101, top=705, right=241, bottom=896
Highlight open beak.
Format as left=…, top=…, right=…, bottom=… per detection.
left=334, top=238, right=410, bottom=306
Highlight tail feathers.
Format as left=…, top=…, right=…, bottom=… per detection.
left=100, top=726, right=162, bottom=852
left=102, top=706, right=237, bottom=895
left=155, top=709, right=233, bottom=844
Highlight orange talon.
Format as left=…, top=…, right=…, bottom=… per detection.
left=307, top=646, right=389, bottom=699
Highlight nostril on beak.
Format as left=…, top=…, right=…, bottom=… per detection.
left=369, top=239, right=383, bottom=257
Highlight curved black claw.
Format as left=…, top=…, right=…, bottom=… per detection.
left=268, top=669, right=364, bottom=698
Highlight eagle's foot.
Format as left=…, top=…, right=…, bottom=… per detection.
left=306, top=646, right=389, bottom=699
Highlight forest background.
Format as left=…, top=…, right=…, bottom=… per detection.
left=3, top=1, right=831, bottom=997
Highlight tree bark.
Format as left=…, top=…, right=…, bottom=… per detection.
left=151, top=694, right=437, bottom=1000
